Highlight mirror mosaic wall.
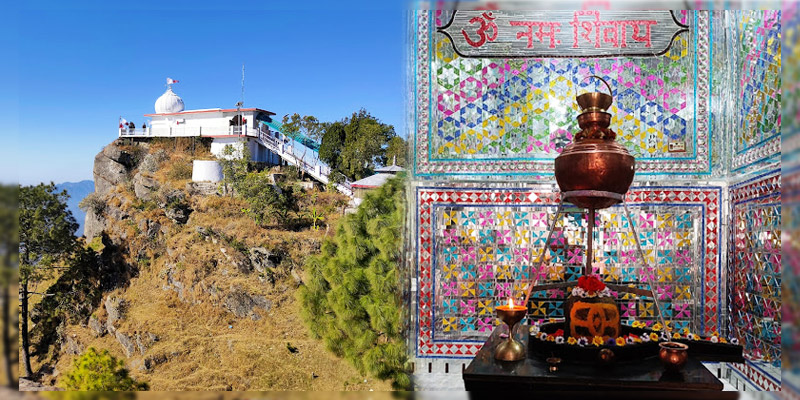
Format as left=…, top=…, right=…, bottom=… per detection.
left=406, top=8, right=781, bottom=381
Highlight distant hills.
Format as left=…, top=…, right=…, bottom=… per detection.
left=55, top=180, right=94, bottom=236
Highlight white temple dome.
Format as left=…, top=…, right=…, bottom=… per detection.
left=154, top=88, right=185, bottom=114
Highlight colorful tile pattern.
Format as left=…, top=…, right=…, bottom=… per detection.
left=727, top=360, right=782, bottom=391
left=413, top=11, right=713, bottom=177
left=409, top=9, right=782, bottom=369
left=728, top=170, right=781, bottom=366
left=785, top=166, right=800, bottom=374
left=780, top=3, right=800, bottom=377
left=730, top=11, right=782, bottom=172
left=415, top=185, right=721, bottom=358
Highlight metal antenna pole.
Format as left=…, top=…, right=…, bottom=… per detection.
left=523, top=200, right=565, bottom=307
left=622, top=202, right=670, bottom=334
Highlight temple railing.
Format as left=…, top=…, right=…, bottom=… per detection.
left=118, top=125, right=266, bottom=137
left=118, top=124, right=353, bottom=197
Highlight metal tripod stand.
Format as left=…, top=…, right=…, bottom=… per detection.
left=521, top=190, right=670, bottom=332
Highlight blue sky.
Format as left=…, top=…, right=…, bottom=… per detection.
left=3, top=1, right=407, bottom=185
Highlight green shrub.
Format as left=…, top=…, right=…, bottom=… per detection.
left=298, top=176, right=409, bottom=389
left=61, top=347, right=148, bottom=391
left=86, top=236, right=105, bottom=253
left=325, top=171, right=347, bottom=192
left=78, top=192, right=105, bottom=215
left=236, top=171, right=298, bottom=226
left=218, top=144, right=250, bottom=195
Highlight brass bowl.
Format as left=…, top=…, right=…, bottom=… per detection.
left=554, top=139, right=636, bottom=209
left=659, top=341, right=689, bottom=372
left=598, top=348, right=616, bottom=364
left=577, top=92, right=613, bottom=113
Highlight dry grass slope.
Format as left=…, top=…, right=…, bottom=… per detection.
left=39, top=139, right=389, bottom=391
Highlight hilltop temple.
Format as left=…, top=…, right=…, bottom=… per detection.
left=121, top=84, right=280, bottom=164
left=120, top=82, right=351, bottom=196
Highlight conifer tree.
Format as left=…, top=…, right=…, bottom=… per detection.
left=19, top=183, right=78, bottom=379
left=298, top=176, right=409, bottom=389
left=61, top=347, right=148, bottom=391
left=0, top=185, right=17, bottom=387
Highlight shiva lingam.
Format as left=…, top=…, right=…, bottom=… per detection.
left=495, top=298, right=527, bottom=361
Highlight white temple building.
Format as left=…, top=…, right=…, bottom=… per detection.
left=119, top=81, right=353, bottom=197
left=121, top=84, right=280, bottom=164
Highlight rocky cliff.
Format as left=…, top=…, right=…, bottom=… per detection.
left=33, top=138, right=386, bottom=390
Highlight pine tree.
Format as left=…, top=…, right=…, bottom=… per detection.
left=61, top=347, right=148, bottom=391
left=0, top=185, right=17, bottom=387
left=30, top=246, right=103, bottom=359
left=298, top=176, right=409, bottom=389
left=19, top=183, right=78, bottom=379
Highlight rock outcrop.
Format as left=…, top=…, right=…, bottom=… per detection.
left=133, top=172, right=159, bottom=201
left=53, top=137, right=345, bottom=390
left=88, top=315, right=106, bottom=337
left=116, top=331, right=136, bottom=357
left=93, top=141, right=137, bottom=196
left=61, top=335, right=83, bottom=356
left=19, top=379, right=63, bottom=392
left=223, top=287, right=272, bottom=320
left=249, top=247, right=280, bottom=275
left=86, top=141, right=141, bottom=238
left=159, top=189, right=192, bottom=224
left=83, top=207, right=107, bottom=240
left=104, top=296, right=126, bottom=334
left=139, top=149, right=167, bottom=174
left=135, top=332, right=159, bottom=355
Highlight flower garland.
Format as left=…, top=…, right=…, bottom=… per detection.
left=570, top=275, right=617, bottom=298
left=529, top=323, right=741, bottom=347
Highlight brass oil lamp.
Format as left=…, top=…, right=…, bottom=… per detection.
left=494, top=298, right=527, bottom=361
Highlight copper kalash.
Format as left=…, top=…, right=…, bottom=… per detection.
left=554, top=76, right=635, bottom=211
left=554, top=76, right=635, bottom=276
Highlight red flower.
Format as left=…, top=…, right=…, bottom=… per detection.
left=554, top=329, right=564, bottom=337
left=578, top=275, right=606, bottom=293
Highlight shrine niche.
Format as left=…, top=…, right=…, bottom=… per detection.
left=407, top=7, right=781, bottom=392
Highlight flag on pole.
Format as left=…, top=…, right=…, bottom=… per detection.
left=119, top=117, right=127, bottom=125
left=167, top=78, right=179, bottom=85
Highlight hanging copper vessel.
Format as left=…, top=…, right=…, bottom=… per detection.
left=554, top=76, right=635, bottom=210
